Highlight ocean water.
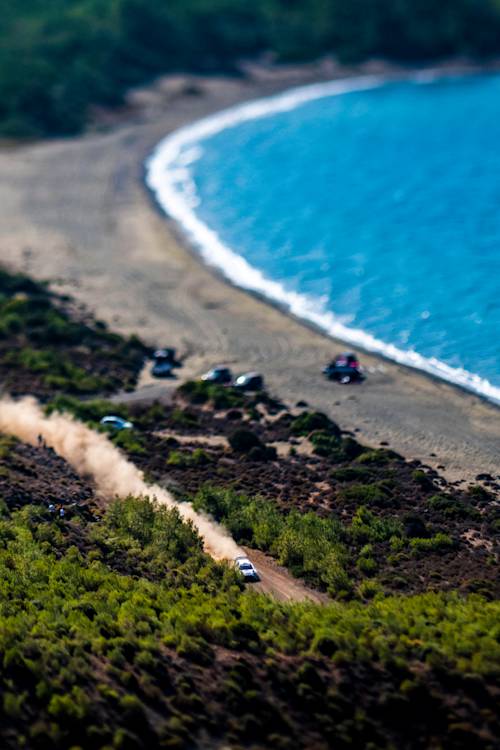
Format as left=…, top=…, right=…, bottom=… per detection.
left=146, top=73, right=500, bottom=404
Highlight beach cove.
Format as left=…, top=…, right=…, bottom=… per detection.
left=1, top=59, right=499, bottom=483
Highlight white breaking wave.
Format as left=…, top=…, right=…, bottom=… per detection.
left=145, top=73, right=500, bottom=407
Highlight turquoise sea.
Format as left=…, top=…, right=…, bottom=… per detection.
left=146, top=73, right=500, bottom=404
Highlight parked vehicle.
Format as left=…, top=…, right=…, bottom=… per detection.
left=323, top=352, right=364, bottom=384
left=153, top=348, right=176, bottom=363
left=99, top=415, right=133, bottom=430
left=151, top=360, right=174, bottom=378
left=201, top=366, right=232, bottom=384
left=151, top=348, right=182, bottom=378
left=234, top=556, right=259, bottom=582
left=233, top=372, right=264, bottom=391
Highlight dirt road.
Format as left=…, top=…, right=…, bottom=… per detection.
left=243, top=547, right=328, bottom=604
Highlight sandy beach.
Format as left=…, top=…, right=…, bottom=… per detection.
left=1, top=58, right=499, bottom=483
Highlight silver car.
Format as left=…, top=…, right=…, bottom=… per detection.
left=234, top=556, right=259, bottom=582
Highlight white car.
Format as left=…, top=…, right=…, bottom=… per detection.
left=234, top=556, right=259, bottom=582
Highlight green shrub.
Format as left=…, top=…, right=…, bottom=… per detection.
left=410, top=533, right=455, bottom=556
left=309, top=430, right=341, bottom=458
left=467, top=485, right=492, bottom=503
left=0, top=434, right=17, bottom=460
left=356, top=555, right=377, bottom=575
left=427, top=494, right=479, bottom=520
left=170, top=408, right=199, bottom=427
left=46, top=395, right=130, bottom=422
left=178, top=381, right=244, bottom=409
left=167, top=450, right=190, bottom=468
left=109, top=430, right=146, bottom=456
left=291, top=412, right=340, bottom=437
left=340, top=483, right=397, bottom=508
left=167, top=449, right=211, bottom=468
left=228, top=429, right=262, bottom=453
left=350, top=507, right=403, bottom=543
left=356, top=449, right=395, bottom=466
left=331, top=466, right=374, bottom=483
left=412, top=469, right=434, bottom=489
left=357, top=579, right=382, bottom=600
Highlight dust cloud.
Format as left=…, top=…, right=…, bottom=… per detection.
left=0, top=396, right=242, bottom=560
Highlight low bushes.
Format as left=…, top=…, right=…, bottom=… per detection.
left=427, top=493, right=480, bottom=520
left=0, top=266, right=147, bottom=398
left=178, top=381, right=245, bottom=409
left=46, top=395, right=131, bottom=423
left=291, top=411, right=341, bottom=438
left=5, top=347, right=113, bottom=393
left=356, top=449, right=399, bottom=466
left=410, top=533, right=455, bottom=556
left=0, top=491, right=497, bottom=747
left=339, top=482, right=398, bottom=509
left=228, top=429, right=262, bottom=452
left=192, top=486, right=350, bottom=594
left=167, top=449, right=211, bottom=468
left=350, top=506, right=403, bottom=543
left=228, top=429, right=277, bottom=461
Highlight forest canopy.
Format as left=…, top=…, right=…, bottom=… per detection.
left=2, top=0, right=500, bottom=136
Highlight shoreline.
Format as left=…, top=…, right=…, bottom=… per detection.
left=1, top=57, right=500, bottom=482
left=144, top=67, right=500, bottom=408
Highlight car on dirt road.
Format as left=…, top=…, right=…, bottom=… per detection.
left=99, top=415, right=134, bottom=430
left=201, top=366, right=232, bottom=385
left=322, top=352, right=364, bottom=384
left=234, top=556, right=260, bottom=582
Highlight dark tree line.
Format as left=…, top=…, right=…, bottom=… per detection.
left=2, top=0, right=500, bottom=137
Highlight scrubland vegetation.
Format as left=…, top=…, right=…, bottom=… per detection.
left=49, top=389, right=500, bottom=601
left=0, top=268, right=146, bottom=397
left=2, top=0, right=500, bottom=137
left=0, top=483, right=498, bottom=748
left=0, top=268, right=499, bottom=747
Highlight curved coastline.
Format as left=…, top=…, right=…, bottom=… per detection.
left=145, top=72, right=500, bottom=407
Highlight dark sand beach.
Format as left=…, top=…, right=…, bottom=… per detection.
left=1, top=59, right=499, bottom=483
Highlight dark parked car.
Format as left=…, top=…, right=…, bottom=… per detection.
left=153, top=348, right=176, bottom=363
left=201, top=366, right=232, bottom=384
left=323, top=352, right=364, bottom=384
left=151, top=360, right=175, bottom=378
left=233, top=372, right=264, bottom=391
left=151, top=348, right=182, bottom=378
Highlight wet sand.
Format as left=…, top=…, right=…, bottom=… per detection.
left=1, top=60, right=499, bottom=483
